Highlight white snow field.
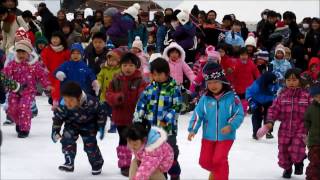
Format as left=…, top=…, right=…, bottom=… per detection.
left=1, top=96, right=307, bottom=180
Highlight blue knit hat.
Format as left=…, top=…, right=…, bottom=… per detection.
left=70, top=43, right=84, bottom=55
left=310, top=83, right=320, bottom=97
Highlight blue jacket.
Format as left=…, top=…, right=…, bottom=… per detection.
left=224, top=31, right=245, bottom=47
left=188, top=91, right=244, bottom=141
left=55, top=60, right=96, bottom=95
left=245, top=80, right=278, bottom=104
left=270, top=59, right=292, bottom=80
left=156, top=25, right=167, bottom=53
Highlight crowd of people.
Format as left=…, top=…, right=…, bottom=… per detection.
left=0, top=0, right=320, bottom=179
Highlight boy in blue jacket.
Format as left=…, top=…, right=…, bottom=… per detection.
left=55, top=43, right=100, bottom=96
left=51, top=82, right=107, bottom=175
left=188, top=62, right=244, bottom=180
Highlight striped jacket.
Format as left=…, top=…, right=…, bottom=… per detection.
left=188, top=91, right=244, bottom=141
left=134, top=78, right=182, bottom=135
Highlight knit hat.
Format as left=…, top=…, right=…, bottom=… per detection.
left=275, top=21, right=288, bottom=32
left=84, top=8, right=93, bottom=18
left=176, top=10, right=190, bottom=25
left=107, top=49, right=122, bottom=62
left=70, top=43, right=84, bottom=55
left=15, top=40, right=33, bottom=53
left=124, top=4, right=140, bottom=21
left=310, top=83, right=320, bottom=96
left=255, top=50, right=269, bottom=61
left=205, top=46, right=221, bottom=62
left=35, top=31, right=48, bottom=45
left=202, top=62, right=228, bottom=83
left=245, top=33, right=257, bottom=48
left=15, top=27, right=30, bottom=42
left=275, top=44, right=286, bottom=56
left=132, top=36, right=143, bottom=52
left=104, top=7, right=118, bottom=17
left=149, top=53, right=162, bottom=63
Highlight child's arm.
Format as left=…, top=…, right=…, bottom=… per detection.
left=51, top=106, right=67, bottom=143
left=252, top=65, right=260, bottom=80
left=105, top=78, right=125, bottom=106
left=55, top=62, right=69, bottom=81
left=188, top=96, right=205, bottom=137
left=266, top=96, right=282, bottom=123
left=163, top=85, right=182, bottom=123
left=182, top=62, right=196, bottom=82
left=133, top=155, right=162, bottom=180
left=133, top=88, right=149, bottom=123
left=34, top=62, right=51, bottom=89
left=304, top=107, right=311, bottom=131
left=227, top=96, right=245, bottom=131
left=189, top=73, right=204, bottom=93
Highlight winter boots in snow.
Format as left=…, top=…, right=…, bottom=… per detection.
left=3, top=115, right=13, bottom=125
left=294, top=162, right=304, bottom=175
left=59, top=155, right=74, bottom=172
left=17, top=131, right=29, bottom=138
left=282, top=168, right=292, bottom=179
left=266, top=132, right=274, bottom=139
left=92, top=164, right=103, bottom=175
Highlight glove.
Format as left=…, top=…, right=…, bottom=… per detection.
left=51, top=130, right=61, bottom=143
left=256, top=125, right=270, bottom=139
left=98, top=127, right=105, bottom=140
left=56, top=71, right=66, bottom=81
left=92, top=80, right=100, bottom=96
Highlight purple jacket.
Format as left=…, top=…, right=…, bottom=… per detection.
left=172, top=22, right=196, bottom=50
left=107, top=13, right=135, bottom=39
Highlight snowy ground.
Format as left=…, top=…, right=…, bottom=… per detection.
left=1, top=96, right=307, bottom=180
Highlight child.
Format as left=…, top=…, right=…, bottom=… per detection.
left=285, top=47, right=294, bottom=67
left=302, top=57, right=320, bottom=84
left=246, top=72, right=278, bottom=139
left=55, top=43, right=99, bottom=96
left=257, top=68, right=311, bottom=178
left=188, top=62, right=244, bottom=180
left=192, top=45, right=221, bottom=77
left=134, top=57, right=182, bottom=180
left=244, top=32, right=257, bottom=58
left=232, top=47, right=260, bottom=112
left=106, top=52, right=148, bottom=177
left=126, top=122, right=174, bottom=180
left=270, top=44, right=292, bottom=84
left=3, top=40, right=51, bottom=138
left=41, top=31, right=71, bottom=109
left=35, top=32, right=48, bottom=54
left=51, top=82, right=107, bottom=175
left=163, top=42, right=195, bottom=86
left=254, top=50, right=270, bottom=73
left=217, top=43, right=234, bottom=83
left=131, top=36, right=150, bottom=79
left=305, top=83, right=320, bottom=180
left=97, top=49, right=122, bottom=133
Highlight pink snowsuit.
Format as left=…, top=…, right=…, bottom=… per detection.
left=267, top=88, right=311, bottom=170
left=3, top=58, right=50, bottom=132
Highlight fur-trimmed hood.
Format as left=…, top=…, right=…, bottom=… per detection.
left=145, top=126, right=168, bottom=152
left=8, top=46, right=39, bottom=65
left=162, top=42, right=186, bottom=62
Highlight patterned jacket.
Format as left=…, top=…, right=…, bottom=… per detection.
left=52, top=93, right=107, bottom=132
left=0, top=72, right=20, bottom=92
left=134, top=78, right=182, bottom=135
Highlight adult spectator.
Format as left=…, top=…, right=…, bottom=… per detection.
left=37, top=3, right=60, bottom=40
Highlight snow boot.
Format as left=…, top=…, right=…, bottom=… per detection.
left=18, top=131, right=29, bottom=138
left=92, top=165, right=102, bottom=175
left=252, top=134, right=258, bottom=140
left=282, top=168, right=292, bottom=179
left=59, top=155, right=74, bottom=172
left=15, top=125, right=20, bottom=133
left=294, top=162, right=304, bottom=175
left=32, top=108, right=38, bottom=118
left=120, top=167, right=129, bottom=177
left=266, top=132, right=274, bottom=139
left=3, top=115, right=14, bottom=125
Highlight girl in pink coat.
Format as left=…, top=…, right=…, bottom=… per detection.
left=163, top=42, right=195, bottom=85
left=257, top=68, right=311, bottom=179
left=3, top=40, right=50, bottom=138
left=126, top=123, right=174, bottom=180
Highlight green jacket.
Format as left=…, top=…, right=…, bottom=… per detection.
left=304, top=101, right=320, bottom=147
left=97, top=65, right=120, bottom=102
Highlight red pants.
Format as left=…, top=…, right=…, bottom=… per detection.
left=199, top=139, right=234, bottom=180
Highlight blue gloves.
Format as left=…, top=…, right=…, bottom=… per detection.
left=98, top=127, right=105, bottom=140
left=51, top=130, right=61, bottom=143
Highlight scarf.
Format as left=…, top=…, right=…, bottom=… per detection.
left=50, top=44, right=64, bottom=52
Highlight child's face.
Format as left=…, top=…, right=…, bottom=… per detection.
left=71, top=50, right=82, bottom=61
left=246, top=46, right=254, bottom=53
left=207, top=80, right=223, bottom=94
left=63, top=96, right=81, bottom=110
left=148, top=35, right=155, bottom=44
left=232, top=24, right=241, bottom=33
left=62, top=26, right=71, bottom=34
left=37, top=43, right=46, bottom=50
left=218, top=49, right=225, bottom=57
left=151, top=71, right=169, bottom=83
left=51, top=36, right=61, bottom=46
left=298, top=38, right=305, bottom=44
left=240, top=53, right=248, bottom=61
left=121, top=62, right=137, bottom=76
left=275, top=51, right=284, bottom=60
left=16, top=50, right=29, bottom=61
left=285, top=51, right=291, bottom=60
left=313, top=94, right=320, bottom=104
left=107, top=56, right=119, bottom=67
left=92, top=38, right=105, bottom=53
left=131, top=47, right=141, bottom=54
left=310, top=64, right=319, bottom=72
left=127, top=139, right=144, bottom=153
left=285, top=75, right=300, bottom=89
left=169, top=50, right=180, bottom=62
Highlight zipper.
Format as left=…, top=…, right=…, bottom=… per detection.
left=216, top=100, right=219, bottom=141
left=290, top=89, right=295, bottom=137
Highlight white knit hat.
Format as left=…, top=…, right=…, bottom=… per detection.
left=177, top=10, right=190, bottom=25
left=124, top=4, right=139, bottom=22
left=149, top=53, right=162, bottom=63
left=84, top=8, right=93, bottom=18
left=15, top=40, right=33, bottom=53
left=245, top=33, right=257, bottom=48
left=132, top=36, right=143, bottom=52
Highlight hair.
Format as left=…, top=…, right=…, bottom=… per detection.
left=150, top=57, right=170, bottom=75
left=147, top=45, right=156, bottom=54
left=207, top=10, right=217, bottom=18
left=167, top=48, right=181, bottom=57
left=267, top=10, right=277, bottom=18
left=92, top=31, right=106, bottom=42
left=22, top=10, right=33, bottom=18
left=276, top=13, right=282, bottom=20
left=0, top=6, right=8, bottom=15
left=283, top=11, right=296, bottom=21
left=284, top=68, right=302, bottom=80
left=296, top=33, right=305, bottom=41
left=61, top=21, right=74, bottom=33
left=61, top=81, right=82, bottom=98
left=239, top=47, right=248, bottom=55
left=120, top=52, right=141, bottom=68
left=217, top=42, right=232, bottom=55
left=125, top=121, right=151, bottom=141
left=51, top=31, right=68, bottom=50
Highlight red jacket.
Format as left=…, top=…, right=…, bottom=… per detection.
left=220, top=55, right=236, bottom=83
left=41, top=46, right=70, bottom=101
left=232, top=58, right=260, bottom=95
left=106, top=70, right=148, bottom=126
left=303, top=57, right=320, bottom=82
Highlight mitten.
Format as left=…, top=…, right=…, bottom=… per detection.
left=56, top=71, right=66, bottom=81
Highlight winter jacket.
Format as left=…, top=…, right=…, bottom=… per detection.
left=132, top=127, right=174, bottom=180
left=2, top=57, right=50, bottom=97
left=156, top=25, right=167, bottom=53
left=136, top=52, right=150, bottom=77
left=106, top=71, right=148, bottom=126
left=39, top=8, right=60, bottom=40
left=305, top=30, right=320, bottom=58
left=188, top=91, right=244, bottom=141
left=55, top=60, right=97, bottom=95
left=245, top=80, right=278, bottom=105
left=267, top=88, right=311, bottom=139
left=224, top=31, right=245, bottom=47
left=128, top=24, right=148, bottom=49
left=302, top=57, right=320, bottom=83
left=232, top=59, right=260, bottom=95
left=134, top=78, right=182, bottom=135
left=304, top=100, right=320, bottom=147
left=172, top=22, right=196, bottom=50
left=84, top=43, right=108, bottom=75
left=269, top=26, right=291, bottom=47
left=292, top=42, right=308, bottom=71
left=66, top=31, right=82, bottom=48
left=270, top=59, right=292, bottom=80
left=220, top=55, right=236, bottom=83
left=260, top=22, right=276, bottom=51
left=97, top=65, right=120, bottom=102
left=163, top=43, right=195, bottom=85
left=201, top=24, right=223, bottom=47
left=52, top=92, right=107, bottom=132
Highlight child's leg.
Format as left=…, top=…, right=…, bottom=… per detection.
left=289, top=135, right=307, bottom=165
left=211, top=140, right=233, bottom=180
left=7, top=94, right=19, bottom=124
left=199, top=139, right=216, bottom=171
left=116, top=126, right=131, bottom=169
left=18, top=95, right=34, bottom=132
left=306, top=145, right=320, bottom=180
left=278, top=136, right=293, bottom=170
left=251, top=104, right=263, bottom=137
left=80, top=129, right=104, bottom=170
left=167, top=135, right=181, bottom=180
left=60, top=128, right=79, bottom=166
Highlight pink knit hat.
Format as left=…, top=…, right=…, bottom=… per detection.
left=206, top=45, right=221, bottom=62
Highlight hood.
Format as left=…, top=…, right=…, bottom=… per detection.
left=308, top=57, right=320, bottom=70
left=162, top=42, right=186, bottom=62
left=13, top=47, right=39, bottom=65
left=145, top=126, right=168, bottom=152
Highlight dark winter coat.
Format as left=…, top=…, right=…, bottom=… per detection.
left=66, top=31, right=82, bottom=48
left=39, top=8, right=60, bottom=40
left=305, top=30, right=320, bottom=57
left=201, top=23, right=222, bottom=47
left=172, top=22, right=196, bottom=50
left=128, top=24, right=148, bottom=48
left=84, top=43, right=108, bottom=75
left=304, top=101, right=320, bottom=147
left=260, top=22, right=276, bottom=51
